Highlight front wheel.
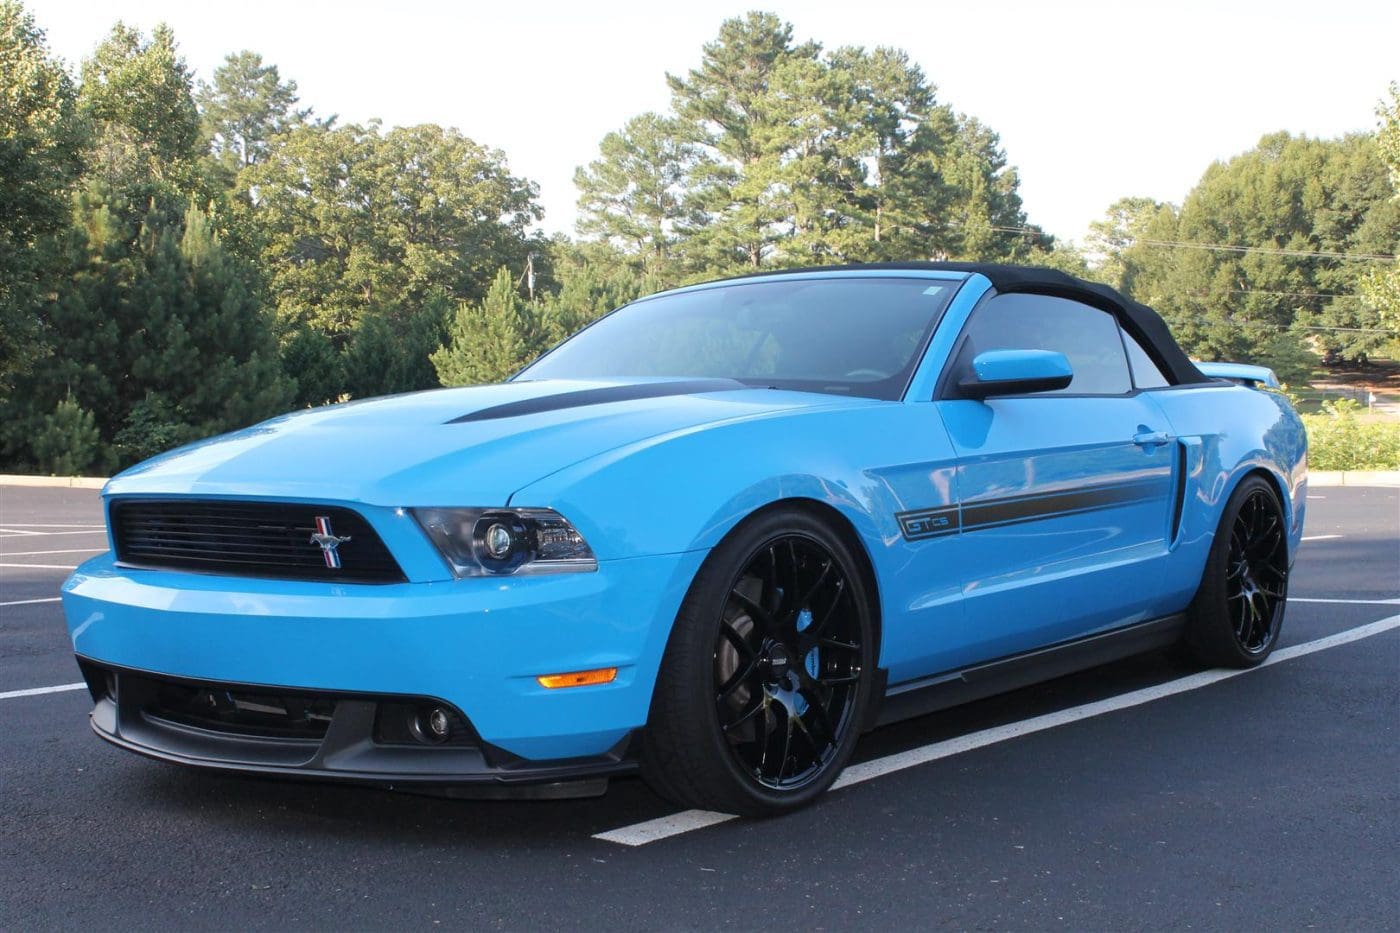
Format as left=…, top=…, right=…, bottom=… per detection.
left=641, top=507, right=877, bottom=816
left=1184, top=475, right=1289, bottom=667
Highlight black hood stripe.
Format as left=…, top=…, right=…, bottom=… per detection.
left=446, top=379, right=749, bottom=423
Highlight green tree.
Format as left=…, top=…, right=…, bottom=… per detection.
left=32, top=396, right=100, bottom=475
left=16, top=189, right=293, bottom=468
left=579, top=13, right=1051, bottom=275
left=574, top=112, right=698, bottom=279
left=534, top=260, right=652, bottom=348
left=0, top=0, right=84, bottom=395
left=941, top=116, right=1048, bottom=260
left=197, top=50, right=307, bottom=172
left=343, top=291, right=450, bottom=398
left=827, top=45, right=956, bottom=261
left=1119, top=132, right=1396, bottom=371
left=77, top=22, right=203, bottom=200
left=1359, top=83, right=1400, bottom=353
left=1084, top=196, right=1163, bottom=291
left=432, top=268, right=530, bottom=386
left=279, top=326, right=343, bottom=408
left=665, top=12, right=821, bottom=271
left=242, top=121, right=542, bottom=344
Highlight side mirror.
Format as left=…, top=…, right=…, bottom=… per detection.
left=959, top=349, right=1073, bottom=399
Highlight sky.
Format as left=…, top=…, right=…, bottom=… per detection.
left=30, top=0, right=1399, bottom=245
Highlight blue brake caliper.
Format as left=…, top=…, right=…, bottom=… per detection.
left=795, top=608, right=817, bottom=715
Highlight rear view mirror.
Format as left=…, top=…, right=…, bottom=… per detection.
left=959, top=349, right=1073, bottom=399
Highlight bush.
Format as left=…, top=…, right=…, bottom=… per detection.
left=1301, top=399, right=1400, bottom=470
left=31, top=397, right=100, bottom=475
left=112, top=394, right=191, bottom=466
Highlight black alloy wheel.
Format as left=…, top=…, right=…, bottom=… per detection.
left=1225, top=486, right=1288, bottom=654
left=642, top=506, right=876, bottom=815
left=1186, top=475, right=1289, bottom=667
left=714, top=535, right=864, bottom=791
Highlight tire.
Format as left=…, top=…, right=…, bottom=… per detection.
left=641, top=506, right=877, bottom=816
left=1184, top=475, right=1289, bottom=668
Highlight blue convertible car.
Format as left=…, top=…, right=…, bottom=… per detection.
left=61, top=263, right=1307, bottom=815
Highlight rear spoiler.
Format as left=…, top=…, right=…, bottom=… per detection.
left=1195, top=362, right=1282, bottom=389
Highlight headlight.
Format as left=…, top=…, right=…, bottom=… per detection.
left=412, top=507, right=597, bottom=577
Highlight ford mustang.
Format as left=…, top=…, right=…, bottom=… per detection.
left=60, top=263, right=1307, bottom=815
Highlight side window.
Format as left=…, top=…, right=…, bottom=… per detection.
left=1121, top=328, right=1171, bottom=389
left=952, top=293, right=1132, bottom=396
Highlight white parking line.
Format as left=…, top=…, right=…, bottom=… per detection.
left=1291, top=597, right=1400, bottom=605
left=594, top=614, right=1400, bottom=847
left=0, top=548, right=105, bottom=557
left=0, top=597, right=62, bottom=607
left=0, top=562, right=78, bottom=570
left=0, top=524, right=105, bottom=528
left=0, top=529, right=107, bottom=538
left=1301, top=534, right=1343, bottom=542
left=0, top=682, right=86, bottom=701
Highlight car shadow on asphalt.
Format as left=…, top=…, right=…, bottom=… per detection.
left=99, top=648, right=1204, bottom=848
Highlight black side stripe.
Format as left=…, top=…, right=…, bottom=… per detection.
left=447, top=379, right=747, bottom=424
left=897, top=478, right=1165, bottom=542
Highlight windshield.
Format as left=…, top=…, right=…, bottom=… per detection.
left=517, top=276, right=958, bottom=400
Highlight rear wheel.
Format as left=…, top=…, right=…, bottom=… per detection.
left=1184, top=475, right=1289, bottom=667
left=641, top=507, right=876, bottom=816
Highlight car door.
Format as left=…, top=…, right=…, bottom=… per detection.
left=935, top=292, right=1178, bottom=662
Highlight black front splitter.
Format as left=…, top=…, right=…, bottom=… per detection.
left=79, top=659, right=637, bottom=800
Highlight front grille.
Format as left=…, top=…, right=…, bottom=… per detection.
left=110, top=499, right=406, bottom=583
left=146, top=678, right=337, bottom=740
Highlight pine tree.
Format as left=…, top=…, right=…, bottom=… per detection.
left=574, top=112, right=698, bottom=278
left=198, top=50, right=308, bottom=171
left=576, top=13, right=1052, bottom=274
left=0, top=0, right=84, bottom=395
left=432, top=268, right=530, bottom=386
left=22, top=189, right=293, bottom=467
left=32, top=396, right=100, bottom=475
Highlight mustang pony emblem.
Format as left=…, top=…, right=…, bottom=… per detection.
left=309, top=516, right=351, bottom=569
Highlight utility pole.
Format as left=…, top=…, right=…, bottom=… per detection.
left=517, top=253, right=536, bottom=301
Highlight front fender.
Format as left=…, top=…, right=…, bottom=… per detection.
left=508, top=402, right=917, bottom=562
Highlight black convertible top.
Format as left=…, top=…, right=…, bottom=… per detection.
left=722, top=261, right=1210, bottom=386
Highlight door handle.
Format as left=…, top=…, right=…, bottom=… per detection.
left=1132, top=430, right=1173, bottom=447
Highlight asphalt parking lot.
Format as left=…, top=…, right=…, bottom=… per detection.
left=2, top=484, right=1396, bottom=930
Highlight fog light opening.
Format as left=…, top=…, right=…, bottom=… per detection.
left=411, top=705, right=452, bottom=744
left=536, top=667, right=618, bottom=689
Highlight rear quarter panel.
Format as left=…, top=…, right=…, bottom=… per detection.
left=1145, top=383, right=1307, bottom=609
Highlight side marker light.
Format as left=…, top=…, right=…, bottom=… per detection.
left=537, top=668, right=618, bottom=689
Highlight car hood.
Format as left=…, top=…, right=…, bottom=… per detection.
left=106, top=379, right=875, bottom=506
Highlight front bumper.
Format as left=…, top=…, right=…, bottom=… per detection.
left=61, top=549, right=706, bottom=767
left=78, top=660, right=632, bottom=797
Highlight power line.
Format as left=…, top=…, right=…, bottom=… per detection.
left=1182, top=322, right=1399, bottom=335
left=1224, top=288, right=1351, bottom=299
left=1135, top=238, right=1394, bottom=262
left=985, top=224, right=1396, bottom=262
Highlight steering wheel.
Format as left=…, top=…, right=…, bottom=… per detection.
left=843, top=368, right=887, bottom=380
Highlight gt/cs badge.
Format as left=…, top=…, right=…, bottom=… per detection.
left=896, top=507, right=960, bottom=541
